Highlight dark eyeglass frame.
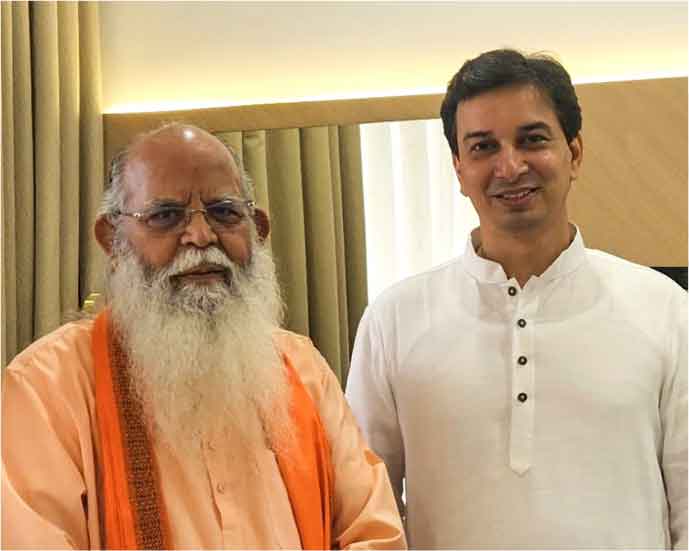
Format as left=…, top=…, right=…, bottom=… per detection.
left=113, top=197, right=256, bottom=234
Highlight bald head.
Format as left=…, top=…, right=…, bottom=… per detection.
left=125, top=125, right=243, bottom=210
left=129, top=125, right=237, bottom=175
left=95, top=122, right=269, bottom=267
left=101, top=123, right=252, bottom=220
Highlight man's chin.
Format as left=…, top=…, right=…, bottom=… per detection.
left=168, top=283, right=231, bottom=316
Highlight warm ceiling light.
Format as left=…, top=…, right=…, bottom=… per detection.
left=103, top=72, right=687, bottom=115
left=103, top=87, right=446, bottom=114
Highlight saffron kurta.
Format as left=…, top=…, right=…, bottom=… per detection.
left=2, top=321, right=406, bottom=550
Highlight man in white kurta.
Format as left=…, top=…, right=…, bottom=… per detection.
left=346, top=48, right=687, bottom=549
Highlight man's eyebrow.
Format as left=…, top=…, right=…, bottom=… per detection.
left=518, top=122, right=553, bottom=133
left=462, top=130, right=493, bottom=142
left=201, top=193, right=242, bottom=205
left=207, top=193, right=235, bottom=202
left=461, top=122, right=554, bottom=143
left=143, top=197, right=187, bottom=209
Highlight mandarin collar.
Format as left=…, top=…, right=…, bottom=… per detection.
left=460, top=226, right=587, bottom=285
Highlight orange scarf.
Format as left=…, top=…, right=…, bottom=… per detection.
left=93, top=310, right=333, bottom=549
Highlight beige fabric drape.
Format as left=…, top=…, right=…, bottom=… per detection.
left=216, top=126, right=367, bottom=385
left=1, top=1, right=103, bottom=366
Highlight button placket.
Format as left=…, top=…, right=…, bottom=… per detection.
left=203, top=437, right=241, bottom=536
left=509, top=296, right=536, bottom=476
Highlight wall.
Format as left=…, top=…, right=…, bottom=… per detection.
left=103, top=77, right=688, bottom=267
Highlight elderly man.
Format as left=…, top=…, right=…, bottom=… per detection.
left=346, top=49, right=687, bottom=549
left=2, top=124, right=406, bottom=549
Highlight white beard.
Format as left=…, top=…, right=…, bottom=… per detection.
left=107, top=237, right=294, bottom=456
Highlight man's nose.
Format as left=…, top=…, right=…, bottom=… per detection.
left=179, top=211, right=219, bottom=248
left=493, top=146, right=528, bottom=181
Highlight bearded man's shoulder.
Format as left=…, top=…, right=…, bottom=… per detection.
left=5, top=319, right=97, bottom=400
left=272, top=329, right=340, bottom=402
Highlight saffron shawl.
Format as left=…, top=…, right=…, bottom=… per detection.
left=92, top=310, right=333, bottom=549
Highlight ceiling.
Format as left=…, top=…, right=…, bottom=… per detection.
left=100, top=1, right=688, bottom=113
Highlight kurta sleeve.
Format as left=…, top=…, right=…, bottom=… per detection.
left=284, top=331, right=406, bottom=550
left=661, top=291, right=688, bottom=550
left=2, top=359, right=93, bottom=549
left=345, top=307, right=406, bottom=519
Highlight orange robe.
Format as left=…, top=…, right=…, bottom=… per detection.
left=2, top=318, right=406, bottom=550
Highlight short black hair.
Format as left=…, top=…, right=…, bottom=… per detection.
left=440, top=49, right=582, bottom=156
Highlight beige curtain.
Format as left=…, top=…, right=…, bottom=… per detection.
left=1, top=1, right=104, bottom=366
left=216, top=126, right=367, bottom=385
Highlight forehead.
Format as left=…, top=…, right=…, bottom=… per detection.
left=457, top=84, right=561, bottom=135
left=124, top=131, right=241, bottom=206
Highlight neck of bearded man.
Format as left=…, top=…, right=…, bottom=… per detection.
left=107, top=235, right=294, bottom=457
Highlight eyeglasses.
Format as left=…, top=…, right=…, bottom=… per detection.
left=114, top=198, right=255, bottom=234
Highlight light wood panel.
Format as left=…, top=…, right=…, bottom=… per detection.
left=570, top=79, right=687, bottom=266
left=103, top=78, right=687, bottom=266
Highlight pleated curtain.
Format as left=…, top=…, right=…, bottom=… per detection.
left=215, top=126, right=367, bottom=385
left=360, top=119, right=479, bottom=302
left=1, top=1, right=104, bottom=366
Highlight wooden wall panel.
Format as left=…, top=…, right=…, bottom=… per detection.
left=570, top=78, right=687, bottom=266
left=103, top=77, right=688, bottom=266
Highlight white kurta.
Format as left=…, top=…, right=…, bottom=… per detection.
left=346, top=229, right=687, bottom=549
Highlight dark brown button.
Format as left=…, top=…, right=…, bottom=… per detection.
left=508, top=286, right=517, bottom=296
left=517, top=392, right=528, bottom=403
left=517, top=319, right=527, bottom=328
left=518, top=356, right=528, bottom=366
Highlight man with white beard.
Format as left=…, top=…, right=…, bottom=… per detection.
left=2, top=123, right=406, bottom=550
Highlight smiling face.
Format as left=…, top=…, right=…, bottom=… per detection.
left=453, top=84, right=582, bottom=241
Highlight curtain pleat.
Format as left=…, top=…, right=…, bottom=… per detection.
left=78, top=1, right=104, bottom=302
left=326, top=127, right=350, bottom=382
left=12, top=2, right=36, bottom=361
left=338, top=126, right=367, bottom=358
left=300, top=126, right=344, bottom=381
left=242, top=130, right=270, bottom=212
left=360, top=123, right=397, bottom=302
left=264, top=129, right=310, bottom=338
left=1, top=1, right=103, bottom=365
left=57, top=2, right=80, bottom=327
left=1, top=2, right=17, bottom=365
left=361, top=119, right=479, bottom=302
left=32, top=1, right=63, bottom=337
left=214, top=125, right=366, bottom=384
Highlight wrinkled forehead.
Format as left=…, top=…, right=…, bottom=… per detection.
left=124, top=129, right=242, bottom=204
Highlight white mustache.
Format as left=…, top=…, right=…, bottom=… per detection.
left=166, top=247, right=235, bottom=278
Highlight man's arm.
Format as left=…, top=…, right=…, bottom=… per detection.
left=2, top=359, right=93, bottom=549
left=345, top=307, right=406, bottom=520
left=281, top=331, right=406, bottom=549
left=661, top=291, right=688, bottom=550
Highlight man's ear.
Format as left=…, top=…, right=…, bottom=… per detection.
left=95, top=215, right=116, bottom=256
left=452, top=153, right=467, bottom=196
left=253, top=208, right=270, bottom=242
left=569, top=133, right=584, bottom=181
